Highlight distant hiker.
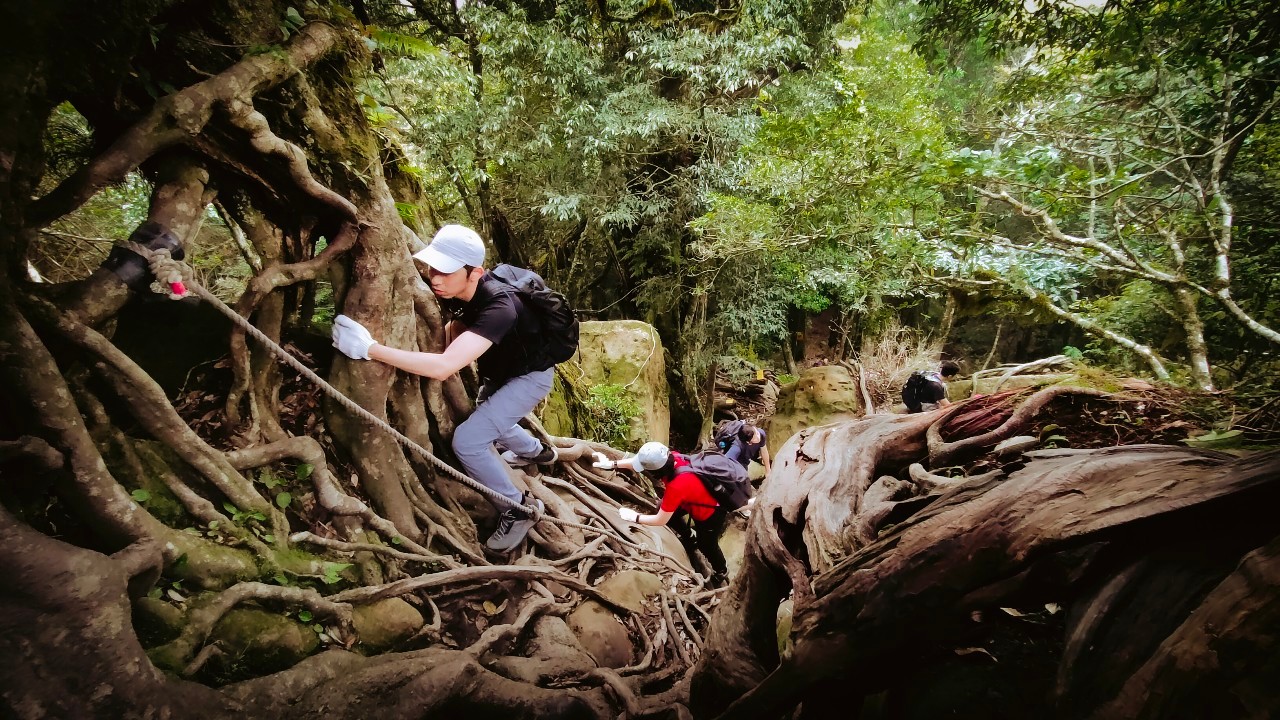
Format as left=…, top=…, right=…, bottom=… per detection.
left=713, top=419, right=771, bottom=478
left=593, top=442, right=751, bottom=586
left=902, top=360, right=961, bottom=413
left=332, top=224, right=578, bottom=553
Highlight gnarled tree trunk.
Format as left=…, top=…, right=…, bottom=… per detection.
left=692, top=390, right=1280, bottom=718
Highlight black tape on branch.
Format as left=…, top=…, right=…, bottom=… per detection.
left=103, top=221, right=184, bottom=292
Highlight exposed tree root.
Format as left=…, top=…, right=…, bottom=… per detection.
left=151, top=582, right=354, bottom=673
left=690, top=383, right=1280, bottom=719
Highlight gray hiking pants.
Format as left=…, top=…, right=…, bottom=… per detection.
left=452, top=368, right=553, bottom=506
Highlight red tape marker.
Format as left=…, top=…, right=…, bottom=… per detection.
left=169, top=281, right=187, bottom=297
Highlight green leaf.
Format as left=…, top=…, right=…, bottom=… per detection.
left=1182, top=429, right=1243, bottom=449
left=131, top=489, right=151, bottom=503
left=295, top=463, right=314, bottom=480
left=298, top=610, right=313, bottom=622
left=208, top=520, right=220, bottom=530
left=390, top=536, right=402, bottom=545
left=259, top=469, right=280, bottom=488
left=321, top=562, right=353, bottom=584
left=275, top=492, right=292, bottom=509
left=369, top=27, right=438, bottom=59
left=223, top=502, right=238, bottom=515
left=262, top=534, right=275, bottom=543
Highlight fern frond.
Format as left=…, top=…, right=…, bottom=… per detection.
left=369, top=28, right=438, bottom=59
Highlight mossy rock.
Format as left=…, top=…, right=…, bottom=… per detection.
left=543, top=320, right=670, bottom=446
left=765, top=365, right=864, bottom=457
left=201, top=608, right=319, bottom=683
left=351, top=597, right=424, bottom=651
left=595, top=570, right=663, bottom=614
left=132, top=596, right=185, bottom=647
left=962, top=373, right=1077, bottom=397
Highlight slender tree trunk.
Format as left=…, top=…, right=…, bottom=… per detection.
left=1173, top=286, right=1213, bottom=390
left=1020, top=284, right=1170, bottom=381
left=935, top=288, right=957, bottom=344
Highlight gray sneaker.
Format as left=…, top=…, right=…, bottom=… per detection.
left=500, top=442, right=558, bottom=467
left=485, top=495, right=544, bottom=553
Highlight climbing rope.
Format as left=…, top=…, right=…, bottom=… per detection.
left=130, top=243, right=540, bottom=519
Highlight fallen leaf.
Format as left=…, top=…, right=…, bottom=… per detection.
left=955, top=646, right=998, bottom=662
left=1000, top=607, right=1028, bottom=617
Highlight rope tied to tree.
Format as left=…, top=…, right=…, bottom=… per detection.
left=122, top=242, right=543, bottom=520
left=124, top=240, right=189, bottom=299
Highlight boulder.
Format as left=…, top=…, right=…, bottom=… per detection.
left=719, top=514, right=749, bottom=578
left=595, top=569, right=663, bottom=614
left=204, top=608, right=318, bottom=681
left=567, top=600, right=632, bottom=668
left=624, top=524, right=694, bottom=576
left=765, top=366, right=864, bottom=457
left=961, top=372, right=1076, bottom=398
left=488, top=616, right=597, bottom=683
left=542, top=320, right=669, bottom=446
left=132, top=596, right=185, bottom=647
left=351, top=597, right=424, bottom=650
left=776, top=598, right=794, bottom=657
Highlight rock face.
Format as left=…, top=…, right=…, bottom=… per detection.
left=542, top=320, right=670, bottom=446
left=765, top=365, right=864, bottom=457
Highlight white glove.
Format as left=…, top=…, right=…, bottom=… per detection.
left=618, top=507, right=639, bottom=523
left=591, top=452, right=616, bottom=470
left=332, top=314, right=376, bottom=360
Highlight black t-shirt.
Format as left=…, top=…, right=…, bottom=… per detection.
left=443, top=272, right=547, bottom=386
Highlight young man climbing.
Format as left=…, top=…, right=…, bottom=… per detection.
left=594, top=442, right=732, bottom=586
left=902, top=360, right=961, bottom=413
left=331, top=224, right=556, bottom=553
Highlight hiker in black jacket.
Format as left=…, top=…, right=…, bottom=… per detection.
left=331, top=225, right=554, bottom=552
left=902, top=360, right=960, bottom=413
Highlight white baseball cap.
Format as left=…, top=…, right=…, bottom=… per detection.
left=634, top=442, right=670, bottom=472
left=413, top=224, right=485, bottom=273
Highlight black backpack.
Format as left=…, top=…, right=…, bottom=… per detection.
left=712, top=419, right=745, bottom=452
left=675, top=450, right=753, bottom=511
left=491, top=264, right=580, bottom=364
left=902, top=370, right=937, bottom=412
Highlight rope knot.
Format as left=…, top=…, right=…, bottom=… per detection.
left=124, top=240, right=189, bottom=299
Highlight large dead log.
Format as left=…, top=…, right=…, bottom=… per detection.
left=691, top=389, right=1280, bottom=719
